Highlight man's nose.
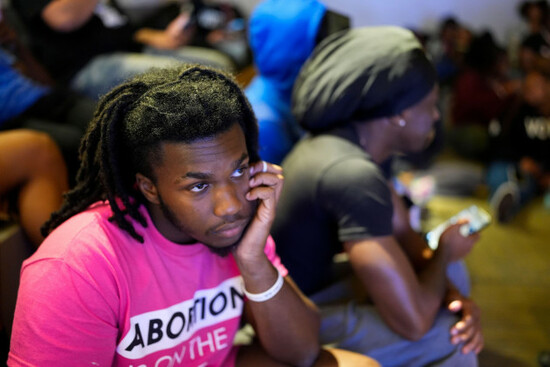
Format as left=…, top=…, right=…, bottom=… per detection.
left=213, top=183, right=243, bottom=218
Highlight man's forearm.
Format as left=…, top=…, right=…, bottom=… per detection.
left=415, top=245, right=451, bottom=318
left=239, top=257, right=320, bottom=367
left=394, top=225, right=435, bottom=272
left=42, top=0, right=98, bottom=32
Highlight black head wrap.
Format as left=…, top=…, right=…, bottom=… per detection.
left=292, top=26, right=437, bottom=132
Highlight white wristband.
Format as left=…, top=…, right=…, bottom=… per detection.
left=242, top=271, right=284, bottom=302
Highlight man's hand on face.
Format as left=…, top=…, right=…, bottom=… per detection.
left=233, top=161, right=283, bottom=266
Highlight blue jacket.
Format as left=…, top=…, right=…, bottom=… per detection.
left=245, top=0, right=326, bottom=164
left=0, top=48, right=49, bottom=124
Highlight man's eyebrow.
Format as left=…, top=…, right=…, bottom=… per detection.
left=182, top=153, right=249, bottom=180
left=184, top=172, right=212, bottom=180
left=232, top=153, right=249, bottom=170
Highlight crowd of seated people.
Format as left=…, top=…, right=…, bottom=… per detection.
left=420, top=5, right=550, bottom=224
left=1, top=0, right=548, bottom=365
left=10, top=0, right=245, bottom=100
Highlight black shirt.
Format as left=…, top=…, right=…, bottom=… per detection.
left=271, top=125, right=393, bottom=295
left=13, top=0, right=140, bottom=82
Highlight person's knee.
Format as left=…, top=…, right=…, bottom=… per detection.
left=28, top=131, right=65, bottom=169
left=316, top=348, right=381, bottom=367
left=14, top=130, right=67, bottom=181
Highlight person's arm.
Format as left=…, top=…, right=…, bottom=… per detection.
left=233, top=161, right=320, bottom=367
left=41, top=0, right=99, bottom=32
left=133, top=13, right=195, bottom=50
left=343, top=185, right=478, bottom=340
left=387, top=185, right=483, bottom=348
left=390, top=185, right=477, bottom=270
left=343, top=233, right=451, bottom=340
left=389, top=185, right=434, bottom=271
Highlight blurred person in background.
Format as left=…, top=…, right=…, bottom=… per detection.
left=487, top=70, right=550, bottom=222
left=11, top=0, right=235, bottom=99
left=449, top=31, right=521, bottom=162
left=1, top=6, right=94, bottom=182
left=245, top=0, right=349, bottom=164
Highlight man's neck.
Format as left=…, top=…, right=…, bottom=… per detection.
left=353, top=119, right=393, bottom=164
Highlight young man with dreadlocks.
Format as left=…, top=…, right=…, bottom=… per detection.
left=7, top=65, right=378, bottom=367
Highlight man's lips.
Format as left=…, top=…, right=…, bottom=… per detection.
left=212, top=219, right=248, bottom=238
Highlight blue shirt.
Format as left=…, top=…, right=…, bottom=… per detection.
left=0, top=48, right=50, bottom=124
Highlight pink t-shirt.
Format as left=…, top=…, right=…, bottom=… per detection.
left=8, top=201, right=287, bottom=366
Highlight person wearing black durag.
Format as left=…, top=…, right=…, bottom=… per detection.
left=272, top=26, right=483, bottom=366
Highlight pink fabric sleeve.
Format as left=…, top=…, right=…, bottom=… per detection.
left=264, top=235, right=288, bottom=277
left=8, top=260, right=119, bottom=366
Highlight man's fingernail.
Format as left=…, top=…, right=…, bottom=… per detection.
left=449, top=300, right=461, bottom=310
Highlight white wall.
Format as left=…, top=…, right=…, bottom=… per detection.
left=237, top=0, right=528, bottom=47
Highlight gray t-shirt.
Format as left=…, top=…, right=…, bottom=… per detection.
left=272, top=125, right=393, bottom=295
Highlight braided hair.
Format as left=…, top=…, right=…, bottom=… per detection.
left=42, top=64, right=259, bottom=242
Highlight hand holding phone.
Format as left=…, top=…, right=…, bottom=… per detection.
left=425, top=205, right=491, bottom=250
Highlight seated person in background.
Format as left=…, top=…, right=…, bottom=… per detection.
left=272, top=26, right=483, bottom=366
left=0, top=129, right=68, bottom=248
left=245, top=0, right=349, bottom=164
left=517, top=0, right=550, bottom=76
left=519, top=0, right=549, bottom=36
left=115, top=0, right=252, bottom=69
left=487, top=70, right=550, bottom=222
left=11, top=0, right=235, bottom=99
left=425, top=16, right=468, bottom=87
left=449, top=31, right=521, bottom=162
left=0, top=11, right=94, bottom=180
left=8, top=64, right=379, bottom=367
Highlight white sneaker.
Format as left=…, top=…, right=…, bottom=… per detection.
left=490, top=181, right=520, bottom=223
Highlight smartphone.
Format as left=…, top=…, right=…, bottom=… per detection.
left=425, top=205, right=492, bottom=250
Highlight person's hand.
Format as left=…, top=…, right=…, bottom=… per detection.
left=134, top=16, right=195, bottom=50
left=446, top=291, right=484, bottom=354
left=233, top=161, right=283, bottom=264
left=165, top=12, right=195, bottom=42
left=439, top=220, right=479, bottom=262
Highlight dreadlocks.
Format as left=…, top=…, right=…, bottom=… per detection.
left=42, top=64, right=259, bottom=242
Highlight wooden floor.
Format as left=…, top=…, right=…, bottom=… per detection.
left=425, top=190, right=550, bottom=367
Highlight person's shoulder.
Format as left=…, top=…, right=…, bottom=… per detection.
left=31, top=202, right=117, bottom=262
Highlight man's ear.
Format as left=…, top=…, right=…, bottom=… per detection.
left=388, top=115, right=407, bottom=128
left=136, top=173, right=160, bottom=205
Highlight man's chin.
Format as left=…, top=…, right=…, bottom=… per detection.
left=203, top=229, right=246, bottom=257
left=205, top=241, right=240, bottom=257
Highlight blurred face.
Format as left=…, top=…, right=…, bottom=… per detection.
left=527, top=5, right=544, bottom=32
left=399, top=85, right=440, bottom=152
left=137, top=123, right=256, bottom=255
left=524, top=71, right=546, bottom=107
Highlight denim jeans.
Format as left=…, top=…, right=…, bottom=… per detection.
left=309, top=261, right=477, bottom=367
left=71, top=47, right=235, bottom=100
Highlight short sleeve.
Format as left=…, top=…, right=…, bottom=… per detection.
left=318, top=157, right=393, bottom=242
left=8, top=259, right=119, bottom=366
left=264, top=235, right=289, bottom=277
